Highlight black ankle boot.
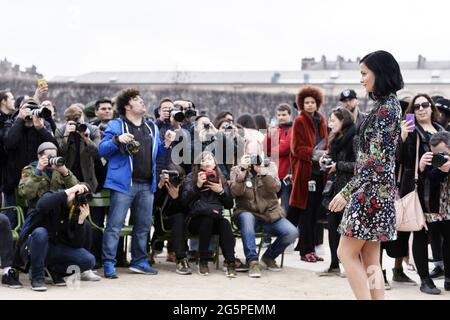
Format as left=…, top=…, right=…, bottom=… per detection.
left=420, top=277, right=441, bottom=295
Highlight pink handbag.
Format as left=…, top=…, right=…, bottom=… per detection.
left=395, top=138, right=427, bottom=232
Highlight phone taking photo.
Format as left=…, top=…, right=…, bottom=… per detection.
left=405, top=113, right=415, bottom=131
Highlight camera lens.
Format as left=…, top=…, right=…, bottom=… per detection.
left=76, top=122, right=88, bottom=133
left=48, top=156, right=65, bottom=167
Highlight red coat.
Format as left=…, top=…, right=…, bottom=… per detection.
left=289, top=111, right=328, bottom=209
left=263, top=123, right=292, bottom=179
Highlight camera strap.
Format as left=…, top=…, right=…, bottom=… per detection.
left=68, top=205, right=76, bottom=222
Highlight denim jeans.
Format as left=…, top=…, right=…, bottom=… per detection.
left=102, top=182, right=154, bottom=266
left=29, top=227, right=95, bottom=280
left=238, top=212, right=298, bottom=264
left=277, top=181, right=292, bottom=215
left=3, top=192, right=17, bottom=229
left=0, top=214, right=14, bottom=267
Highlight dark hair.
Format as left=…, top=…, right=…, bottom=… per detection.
left=430, top=131, right=450, bottom=148
left=253, top=114, right=267, bottom=130
left=296, top=86, right=324, bottom=110
left=405, top=94, right=441, bottom=123
left=213, top=111, right=233, bottom=128
left=0, top=90, right=11, bottom=105
left=360, top=50, right=404, bottom=100
left=328, top=107, right=355, bottom=144
left=276, top=103, right=292, bottom=115
left=236, top=114, right=257, bottom=130
left=95, top=97, right=112, bottom=111
left=116, top=88, right=140, bottom=116
left=159, top=98, right=173, bottom=107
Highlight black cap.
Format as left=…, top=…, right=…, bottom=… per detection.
left=339, top=89, right=357, bottom=101
left=436, top=98, right=450, bottom=115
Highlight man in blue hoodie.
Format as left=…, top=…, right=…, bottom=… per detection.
left=99, top=88, right=174, bottom=278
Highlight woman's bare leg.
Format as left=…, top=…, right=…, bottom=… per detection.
left=337, top=236, right=371, bottom=300
left=361, top=241, right=384, bottom=300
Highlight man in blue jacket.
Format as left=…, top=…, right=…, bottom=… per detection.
left=99, top=88, right=174, bottom=278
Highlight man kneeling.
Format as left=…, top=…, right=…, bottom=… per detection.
left=230, top=142, right=298, bottom=278
left=18, top=184, right=98, bottom=291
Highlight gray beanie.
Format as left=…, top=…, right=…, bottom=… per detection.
left=37, top=142, right=58, bottom=155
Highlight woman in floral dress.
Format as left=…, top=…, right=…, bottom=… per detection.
left=329, top=50, right=404, bottom=300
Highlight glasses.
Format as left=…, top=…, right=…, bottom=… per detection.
left=413, top=102, right=431, bottom=111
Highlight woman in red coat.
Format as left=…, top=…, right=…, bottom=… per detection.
left=290, top=86, right=328, bottom=262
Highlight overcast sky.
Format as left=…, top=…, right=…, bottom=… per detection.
left=2, top=0, right=450, bottom=79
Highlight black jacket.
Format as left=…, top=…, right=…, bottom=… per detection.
left=154, top=186, right=187, bottom=217
left=0, top=111, right=15, bottom=190
left=328, top=124, right=357, bottom=197
left=3, top=117, right=57, bottom=194
left=399, top=122, right=446, bottom=211
left=181, top=171, right=234, bottom=219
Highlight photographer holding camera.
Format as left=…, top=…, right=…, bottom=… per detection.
left=2, top=98, right=56, bottom=226
left=55, top=104, right=101, bottom=192
left=99, top=88, right=174, bottom=278
left=181, top=151, right=237, bottom=277
left=417, top=131, right=450, bottom=292
left=15, top=184, right=99, bottom=291
left=174, top=99, right=197, bottom=132
left=18, top=142, right=78, bottom=209
left=151, top=164, right=193, bottom=274
left=230, top=141, right=298, bottom=278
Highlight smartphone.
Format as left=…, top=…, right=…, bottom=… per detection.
left=37, top=78, right=48, bottom=88
left=405, top=113, right=415, bottom=131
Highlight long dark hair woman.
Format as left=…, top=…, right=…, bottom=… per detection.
left=318, top=107, right=356, bottom=276
left=181, top=151, right=237, bottom=277
left=329, top=50, right=404, bottom=300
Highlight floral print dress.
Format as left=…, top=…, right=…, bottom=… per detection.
left=338, top=94, right=401, bottom=241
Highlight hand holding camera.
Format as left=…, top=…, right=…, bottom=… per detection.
left=118, top=133, right=135, bottom=144
left=320, top=155, right=335, bottom=173
left=78, top=204, right=90, bottom=225
left=65, top=184, right=92, bottom=205
left=197, top=171, right=208, bottom=189
left=431, top=151, right=450, bottom=172
left=37, top=154, right=66, bottom=171
left=419, top=152, right=434, bottom=172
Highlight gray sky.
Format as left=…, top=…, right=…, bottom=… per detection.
left=2, top=0, right=450, bottom=78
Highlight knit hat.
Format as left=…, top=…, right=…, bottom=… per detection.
left=37, top=142, right=58, bottom=155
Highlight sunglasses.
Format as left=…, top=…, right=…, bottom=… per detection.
left=413, top=102, right=431, bottom=111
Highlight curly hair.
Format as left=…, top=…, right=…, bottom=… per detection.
left=116, top=88, right=140, bottom=116
left=296, top=86, right=324, bottom=110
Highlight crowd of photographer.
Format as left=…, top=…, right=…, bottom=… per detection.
left=0, top=81, right=449, bottom=295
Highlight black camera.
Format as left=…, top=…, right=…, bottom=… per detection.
left=170, top=108, right=185, bottom=122
left=25, top=105, right=51, bottom=120
left=47, top=156, right=65, bottom=167
left=184, top=108, right=197, bottom=118
left=125, top=140, right=141, bottom=155
left=162, top=170, right=181, bottom=186
left=320, top=156, right=335, bottom=172
left=432, top=151, right=449, bottom=168
left=249, top=154, right=270, bottom=167
left=74, top=192, right=93, bottom=206
left=204, top=123, right=211, bottom=130
left=75, top=121, right=88, bottom=133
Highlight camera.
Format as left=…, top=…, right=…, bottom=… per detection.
left=170, top=108, right=185, bottom=122
left=249, top=154, right=270, bottom=167
left=25, top=105, right=51, bottom=120
left=185, top=108, right=197, bottom=118
left=204, top=123, right=211, bottom=130
left=162, top=170, right=181, bottom=186
left=205, top=168, right=220, bottom=184
left=47, top=156, right=65, bottom=167
left=75, top=121, right=88, bottom=133
left=320, top=156, right=335, bottom=172
left=432, top=151, right=449, bottom=168
left=74, top=192, right=93, bottom=206
left=125, top=140, right=141, bottom=155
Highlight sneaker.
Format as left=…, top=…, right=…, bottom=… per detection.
left=31, top=278, right=47, bottom=292
left=103, top=262, right=118, bottom=279
left=81, top=270, right=101, bottom=281
left=261, top=255, right=281, bottom=272
left=198, top=261, right=209, bottom=276
left=444, top=278, right=450, bottom=291
left=222, top=258, right=249, bottom=272
left=420, top=277, right=441, bottom=295
left=46, top=268, right=66, bottom=287
left=176, top=258, right=192, bottom=275
left=129, top=261, right=158, bottom=275
left=382, top=269, right=391, bottom=290
left=392, top=268, right=416, bottom=285
left=166, top=251, right=177, bottom=263
left=430, top=266, right=445, bottom=279
left=317, top=267, right=341, bottom=277
left=225, top=261, right=237, bottom=278
left=248, top=261, right=261, bottom=278
left=1, top=269, right=23, bottom=289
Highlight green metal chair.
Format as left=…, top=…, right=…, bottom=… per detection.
left=0, top=206, right=25, bottom=242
